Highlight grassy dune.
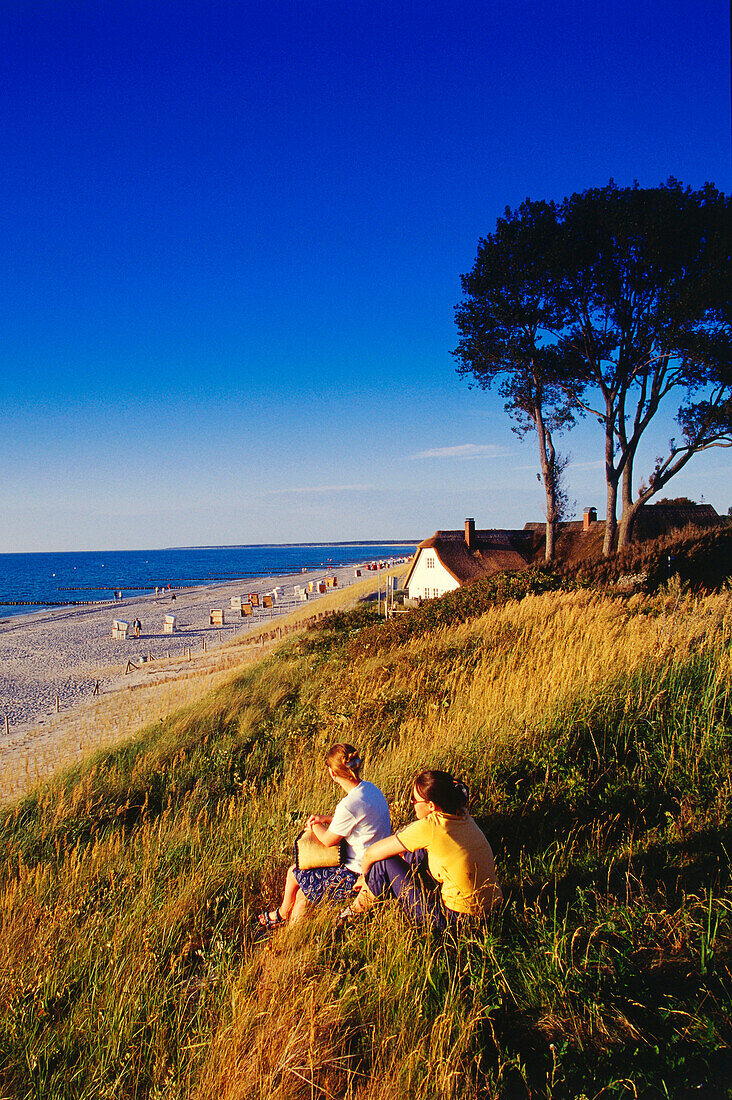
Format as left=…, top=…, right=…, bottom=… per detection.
left=0, top=574, right=730, bottom=1098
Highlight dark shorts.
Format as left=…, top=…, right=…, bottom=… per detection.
left=292, top=865, right=359, bottom=904
left=365, top=849, right=484, bottom=932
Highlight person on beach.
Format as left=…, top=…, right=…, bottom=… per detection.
left=133, top=618, right=142, bottom=637
left=341, top=769, right=502, bottom=932
left=256, top=743, right=391, bottom=933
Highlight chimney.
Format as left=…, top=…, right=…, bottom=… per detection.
left=465, top=517, right=476, bottom=551
left=583, top=507, right=597, bottom=531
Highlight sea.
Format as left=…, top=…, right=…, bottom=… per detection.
left=0, top=542, right=418, bottom=620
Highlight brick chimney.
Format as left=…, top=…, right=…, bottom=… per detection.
left=583, top=507, right=597, bottom=531
left=465, top=517, right=476, bottom=551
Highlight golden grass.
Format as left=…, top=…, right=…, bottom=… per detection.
left=0, top=581, right=729, bottom=1098
left=296, top=587, right=732, bottom=802
left=402, top=587, right=732, bottom=765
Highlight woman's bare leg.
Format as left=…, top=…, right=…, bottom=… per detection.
left=289, top=887, right=312, bottom=923
left=342, top=883, right=377, bottom=915
left=279, top=866, right=302, bottom=920
left=259, top=865, right=302, bottom=925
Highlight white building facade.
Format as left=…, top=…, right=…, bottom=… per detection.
left=404, top=547, right=461, bottom=601
left=404, top=518, right=535, bottom=601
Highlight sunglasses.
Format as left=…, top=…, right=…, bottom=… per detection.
left=410, top=795, right=429, bottom=805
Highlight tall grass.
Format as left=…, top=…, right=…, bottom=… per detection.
left=0, top=581, right=730, bottom=1098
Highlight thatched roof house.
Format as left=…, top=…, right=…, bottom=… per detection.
left=406, top=502, right=724, bottom=601
left=632, top=501, right=721, bottom=539
left=404, top=519, right=534, bottom=600
left=525, top=501, right=722, bottom=544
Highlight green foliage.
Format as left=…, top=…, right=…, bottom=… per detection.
left=348, top=567, right=568, bottom=656
left=456, top=180, right=732, bottom=553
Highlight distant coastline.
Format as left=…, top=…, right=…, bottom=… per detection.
left=169, top=539, right=420, bottom=550
left=0, top=542, right=417, bottom=620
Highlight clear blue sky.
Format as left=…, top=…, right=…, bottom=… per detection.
left=2, top=0, right=730, bottom=551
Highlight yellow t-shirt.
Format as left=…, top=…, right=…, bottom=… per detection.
left=397, top=812, right=502, bottom=916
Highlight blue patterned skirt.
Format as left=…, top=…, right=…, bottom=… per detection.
left=292, top=865, right=358, bottom=905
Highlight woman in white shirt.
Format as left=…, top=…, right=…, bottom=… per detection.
left=256, top=743, right=391, bottom=932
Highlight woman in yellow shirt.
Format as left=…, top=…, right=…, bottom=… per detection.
left=348, top=769, right=502, bottom=931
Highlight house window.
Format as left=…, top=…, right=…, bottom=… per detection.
left=426, top=555, right=434, bottom=569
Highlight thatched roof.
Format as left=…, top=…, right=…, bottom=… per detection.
left=405, top=502, right=723, bottom=594
left=404, top=528, right=533, bottom=589
left=524, top=503, right=721, bottom=541
left=634, top=502, right=720, bottom=539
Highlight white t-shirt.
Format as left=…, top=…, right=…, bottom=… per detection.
left=330, top=780, right=392, bottom=872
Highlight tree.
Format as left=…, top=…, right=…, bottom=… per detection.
left=453, top=200, right=584, bottom=561
left=456, top=181, right=732, bottom=556
left=556, top=180, right=732, bottom=552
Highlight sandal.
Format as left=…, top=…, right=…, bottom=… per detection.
left=257, top=909, right=285, bottom=930
left=252, top=909, right=286, bottom=942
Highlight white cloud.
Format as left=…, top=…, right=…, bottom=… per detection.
left=410, top=443, right=509, bottom=460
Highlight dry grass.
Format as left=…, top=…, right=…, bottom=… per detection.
left=0, top=579, right=729, bottom=1098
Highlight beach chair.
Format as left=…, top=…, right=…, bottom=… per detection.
left=163, top=615, right=177, bottom=634
left=262, top=595, right=273, bottom=609
left=209, top=609, right=225, bottom=626
left=241, top=603, right=253, bottom=617
left=249, top=593, right=259, bottom=607
left=230, top=596, right=245, bottom=611
left=111, top=620, right=129, bottom=640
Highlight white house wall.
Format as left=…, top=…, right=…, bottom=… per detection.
left=406, top=550, right=460, bottom=600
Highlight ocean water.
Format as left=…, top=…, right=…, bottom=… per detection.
left=0, top=543, right=417, bottom=620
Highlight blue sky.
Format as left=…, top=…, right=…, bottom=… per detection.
left=1, top=0, right=730, bottom=551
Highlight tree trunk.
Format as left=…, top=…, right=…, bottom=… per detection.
left=544, top=508, right=556, bottom=562
left=603, top=477, right=618, bottom=557
left=536, top=407, right=557, bottom=563
left=541, top=451, right=557, bottom=562
left=617, top=498, right=643, bottom=550
left=602, top=401, right=618, bottom=557
left=617, top=461, right=636, bottom=550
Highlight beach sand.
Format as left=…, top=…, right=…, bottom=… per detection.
left=0, top=561, right=400, bottom=801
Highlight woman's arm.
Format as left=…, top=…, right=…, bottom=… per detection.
left=306, top=814, right=333, bottom=829
left=309, top=821, right=343, bottom=848
left=361, top=834, right=406, bottom=875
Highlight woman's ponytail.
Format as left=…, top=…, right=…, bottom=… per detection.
left=413, top=770, right=468, bottom=814
left=327, top=743, right=362, bottom=781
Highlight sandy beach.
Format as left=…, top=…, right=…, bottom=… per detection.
left=0, top=561, right=384, bottom=762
